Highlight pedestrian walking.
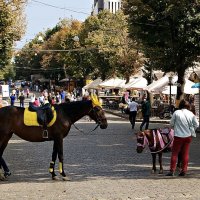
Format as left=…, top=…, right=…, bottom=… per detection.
left=26, top=88, right=30, bottom=98
left=10, top=94, right=16, bottom=106
left=166, top=99, right=199, bottom=176
left=16, top=88, right=19, bottom=100
left=19, top=93, right=25, bottom=107
left=140, top=97, right=151, bottom=131
left=55, top=92, right=61, bottom=104
left=127, top=97, right=139, bottom=129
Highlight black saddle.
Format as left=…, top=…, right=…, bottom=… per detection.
left=28, top=103, right=54, bottom=127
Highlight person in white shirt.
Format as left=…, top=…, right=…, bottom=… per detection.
left=128, top=97, right=139, bottom=129
left=166, top=99, right=199, bottom=177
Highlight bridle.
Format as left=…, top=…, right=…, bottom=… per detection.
left=137, top=134, right=149, bottom=149
left=73, top=106, right=103, bottom=134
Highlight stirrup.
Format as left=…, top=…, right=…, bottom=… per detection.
left=43, top=130, right=48, bottom=138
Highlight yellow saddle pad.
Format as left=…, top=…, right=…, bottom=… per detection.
left=24, top=107, right=57, bottom=127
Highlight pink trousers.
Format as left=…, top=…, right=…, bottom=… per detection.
left=170, top=136, right=192, bottom=173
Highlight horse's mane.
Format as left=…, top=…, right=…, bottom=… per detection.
left=56, top=100, right=92, bottom=115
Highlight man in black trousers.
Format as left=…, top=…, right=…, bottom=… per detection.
left=127, top=97, right=139, bottom=129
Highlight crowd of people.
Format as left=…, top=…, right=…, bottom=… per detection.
left=8, top=87, right=86, bottom=107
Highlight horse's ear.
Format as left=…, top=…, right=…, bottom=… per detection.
left=90, top=94, right=102, bottom=107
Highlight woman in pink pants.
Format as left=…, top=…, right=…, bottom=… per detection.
left=166, top=99, right=199, bottom=176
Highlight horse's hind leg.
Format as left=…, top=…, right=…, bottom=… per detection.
left=151, top=153, right=156, bottom=174
left=49, top=141, right=59, bottom=180
left=158, top=153, right=163, bottom=174
left=0, top=133, right=13, bottom=180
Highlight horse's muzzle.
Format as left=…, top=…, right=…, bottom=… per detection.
left=100, top=119, right=108, bottom=129
left=100, top=123, right=108, bottom=129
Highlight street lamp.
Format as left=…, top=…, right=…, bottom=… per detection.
left=168, top=76, right=173, bottom=114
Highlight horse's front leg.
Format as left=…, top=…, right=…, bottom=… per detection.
left=57, top=138, right=71, bottom=181
left=151, top=153, right=156, bottom=174
left=49, top=141, right=59, bottom=180
left=158, top=153, right=163, bottom=174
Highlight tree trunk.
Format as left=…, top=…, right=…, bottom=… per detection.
left=176, top=68, right=186, bottom=107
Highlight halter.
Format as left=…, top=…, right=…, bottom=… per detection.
left=137, top=135, right=149, bottom=148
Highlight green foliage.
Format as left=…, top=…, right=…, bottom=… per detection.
left=15, top=11, right=145, bottom=82
left=123, top=0, right=200, bottom=99
left=81, top=10, right=144, bottom=81
left=0, top=0, right=27, bottom=68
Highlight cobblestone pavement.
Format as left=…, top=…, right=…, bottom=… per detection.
left=1, top=113, right=200, bottom=200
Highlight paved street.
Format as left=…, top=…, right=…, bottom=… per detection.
left=1, top=113, right=200, bottom=200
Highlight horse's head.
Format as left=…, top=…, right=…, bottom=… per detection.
left=136, top=131, right=147, bottom=153
left=88, top=105, right=108, bottom=129
left=88, top=94, right=108, bottom=129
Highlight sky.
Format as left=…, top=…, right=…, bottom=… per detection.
left=16, top=0, right=94, bottom=49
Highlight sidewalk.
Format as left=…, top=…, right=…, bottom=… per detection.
left=104, top=108, right=170, bottom=124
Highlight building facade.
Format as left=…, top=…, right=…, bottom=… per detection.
left=93, top=0, right=121, bottom=15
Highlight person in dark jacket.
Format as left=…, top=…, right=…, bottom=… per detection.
left=140, top=98, right=151, bottom=131
left=19, top=93, right=25, bottom=107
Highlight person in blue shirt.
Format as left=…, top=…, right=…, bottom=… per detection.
left=10, top=94, right=16, bottom=106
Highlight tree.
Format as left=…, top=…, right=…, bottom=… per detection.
left=0, top=0, right=27, bottom=68
left=123, top=0, right=200, bottom=101
left=40, top=19, right=83, bottom=80
left=81, top=10, right=144, bottom=81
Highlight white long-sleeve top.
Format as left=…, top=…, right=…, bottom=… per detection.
left=128, top=101, right=138, bottom=112
left=170, top=109, right=199, bottom=138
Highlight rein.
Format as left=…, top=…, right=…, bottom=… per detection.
left=150, top=137, right=174, bottom=154
left=72, top=106, right=102, bottom=135
left=73, top=123, right=99, bottom=134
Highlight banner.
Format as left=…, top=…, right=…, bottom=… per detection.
left=1, top=85, right=10, bottom=97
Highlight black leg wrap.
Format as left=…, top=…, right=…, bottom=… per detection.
left=61, top=171, right=66, bottom=177
left=49, top=161, right=56, bottom=177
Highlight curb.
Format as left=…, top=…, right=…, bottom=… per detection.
left=105, top=109, right=170, bottom=124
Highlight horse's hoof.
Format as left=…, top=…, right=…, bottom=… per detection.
left=159, top=170, right=163, bottom=174
left=0, top=175, right=6, bottom=181
left=52, top=176, right=60, bottom=181
left=151, top=170, right=156, bottom=174
left=62, top=176, right=71, bottom=181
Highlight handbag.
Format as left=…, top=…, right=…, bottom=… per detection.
left=182, top=111, right=196, bottom=137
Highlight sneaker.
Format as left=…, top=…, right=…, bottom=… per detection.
left=4, top=171, right=11, bottom=178
left=178, top=171, right=186, bottom=176
left=165, top=171, right=174, bottom=176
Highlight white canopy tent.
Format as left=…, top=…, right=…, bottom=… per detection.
left=145, top=76, right=199, bottom=94
left=144, top=76, right=177, bottom=93
left=99, top=78, right=126, bottom=89
left=59, top=78, right=70, bottom=82
left=162, top=79, right=199, bottom=95
left=83, top=78, right=102, bottom=89
left=124, top=77, right=148, bottom=89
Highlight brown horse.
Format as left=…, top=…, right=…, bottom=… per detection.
left=0, top=99, right=108, bottom=180
left=136, top=128, right=174, bottom=174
